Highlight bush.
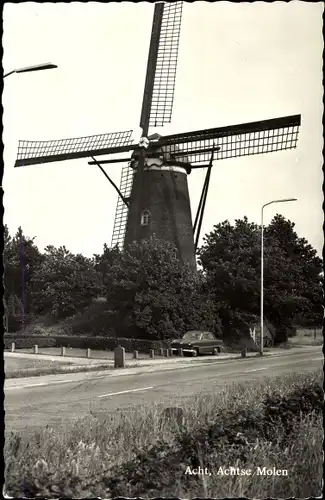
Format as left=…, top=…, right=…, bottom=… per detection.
left=104, top=374, right=323, bottom=497
left=6, top=313, right=36, bottom=334
left=4, top=334, right=164, bottom=353
left=68, top=300, right=115, bottom=337
left=4, top=371, right=323, bottom=498
left=261, top=380, right=323, bottom=440
left=4, top=336, right=57, bottom=349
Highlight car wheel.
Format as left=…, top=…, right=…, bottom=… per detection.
left=192, top=348, right=199, bottom=357
left=212, top=347, right=219, bottom=355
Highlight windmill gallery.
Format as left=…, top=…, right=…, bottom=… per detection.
left=14, top=2, right=301, bottom=270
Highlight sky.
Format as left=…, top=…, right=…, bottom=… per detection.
left=3, top=1, right=324, bottom=258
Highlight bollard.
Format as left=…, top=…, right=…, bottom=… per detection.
left=86, top=348, right=91, bottom=358
left=164, top=348, right=169, bottom=357
left=168, top=348, right=173, bottom=357
left=61, top=346, right=66, bottom=357
left=114, top=345, right=125, bottom=368
left=11, top=342, right=15, bottom=353
left=133, top=350, right=139, bottom=359
left=241, top=347, right=247, bottom=358
left=33, top=344, right=38, bottom=354
left=160, top=348, right=164, bottom=357
left=149, top=349, right=155, bottom=358
left=178, top=348, right=183, bottom=357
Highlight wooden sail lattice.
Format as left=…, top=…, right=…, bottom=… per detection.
left=111, top=163, right=134, bottom=248
left=159, top=115, right=300, bottom=166
left=15, top=130, right=134, bottom=167
left=149, top=1, right=183, bottom=128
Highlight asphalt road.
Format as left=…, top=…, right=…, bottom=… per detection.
left=5, top=347, right=322, bottom=434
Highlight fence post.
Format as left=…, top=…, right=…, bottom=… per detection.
left=11, top=342, right=15, bottom=353
left=164, top=348, right=169, bottom=358
left=86, top=348, right=91, bottom=358
left=33, top=345, right=38, bottom=354
left=61, top=346, right=66, bottom=357
left=114, top=346, right=125, bottom=368
left=241, top=347, right=247, bottom=358
left=149, top=349, right=155, bottom=358
left=160, top=348, right=164, bottom=357
left=178, top=348, right=183, bottom=357
left=133, top=350, right=139, bottom=359
left=168, top=348, right=173, bottom=357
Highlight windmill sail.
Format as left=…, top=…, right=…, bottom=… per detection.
left=140, top=1, right=183, bottom=135
left=13, top=2, right=302, bottom=268
left=111, top=163, right=134, bottom=248
left=15, top=130, right=135, bottom=167
left=113, top=1, right=183, bottom=249
left=157, top=114, right=301, bottom=166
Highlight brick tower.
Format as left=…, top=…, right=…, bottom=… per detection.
left=123, top=143, right=196, bottom=271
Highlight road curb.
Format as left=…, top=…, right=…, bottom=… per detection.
left=5, top=347, right=320, bottom=386
left=5, top=354, right=273, bottom=388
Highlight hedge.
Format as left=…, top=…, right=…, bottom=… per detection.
left=4, top=335, right=168, bottom=353
left=4, top=336, right=57, bottom=349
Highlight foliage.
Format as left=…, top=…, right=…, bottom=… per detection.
left=264, top=215, right=323, bottom=339
left=4, top=214, right=321, bottom=343
left=262, top=381, right=324, bottom=440
left=101, top=238, right=220, bottom=340
left=4, top=334, right=164, bottom=353
left=93, top=243, right=121, bottom=292
left=5, top=371, right=323, bottom=498
left=4, top=336, right=57, bottom=349
left=30, top=245, right=100, bottom=319
left=197, top=218, right=262, bottom=339
left=197, top=215, right=323, bottom=343
left=4, top=225, right=44, bottom=326
left=106, top=374, right=323, bottom=497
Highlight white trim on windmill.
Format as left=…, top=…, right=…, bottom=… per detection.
left=139, top=137, right=150, bottom=149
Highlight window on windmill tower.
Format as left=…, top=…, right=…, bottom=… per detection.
left=140, top=210, right=150, bottom=226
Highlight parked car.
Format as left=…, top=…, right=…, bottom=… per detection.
left=170, top=330, right=224, bottom=356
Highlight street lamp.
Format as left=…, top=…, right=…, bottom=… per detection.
left=4, top=62, right=58, bottom=79
left=260, top=198, right=297, bottom=355
left=4, top=62, right=57, bottom=331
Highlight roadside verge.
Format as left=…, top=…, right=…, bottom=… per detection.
left=5, top=345, right=320, bottom=382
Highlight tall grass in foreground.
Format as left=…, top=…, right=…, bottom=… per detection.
left=5, top=370, right=323, bottom=498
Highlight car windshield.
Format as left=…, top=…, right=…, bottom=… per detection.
left=183, top=331, right=203, bottom=341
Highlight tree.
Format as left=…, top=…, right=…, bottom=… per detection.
left=30, top=245, right=100, bottom=319
left=4, top=225, right=44, bottom=325
left=197, top=217, right=261, bottom=339
left=93, top=243, right=121, bottom=294
left=198, top=215, right=323, bottom=343
left=101, top=238, right=219, bottom=340
left=264, top=215, right=323, bottom=334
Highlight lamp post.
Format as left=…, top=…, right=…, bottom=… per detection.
left=260, top=198, right=297, bottom=355
left=4, top=62, right=57, bottom=330
left=4, top=62, right=58, bottom=79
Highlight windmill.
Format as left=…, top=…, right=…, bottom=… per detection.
left=14, top=2, right=301, bottom=270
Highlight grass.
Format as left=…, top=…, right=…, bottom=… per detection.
left=4, top=369, right=323, bottom=498
left=5, top=357, right=115, bottom=379
left=5, top=357, right=73, bottom=376
left=287, top=327, right=323, bottom=347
